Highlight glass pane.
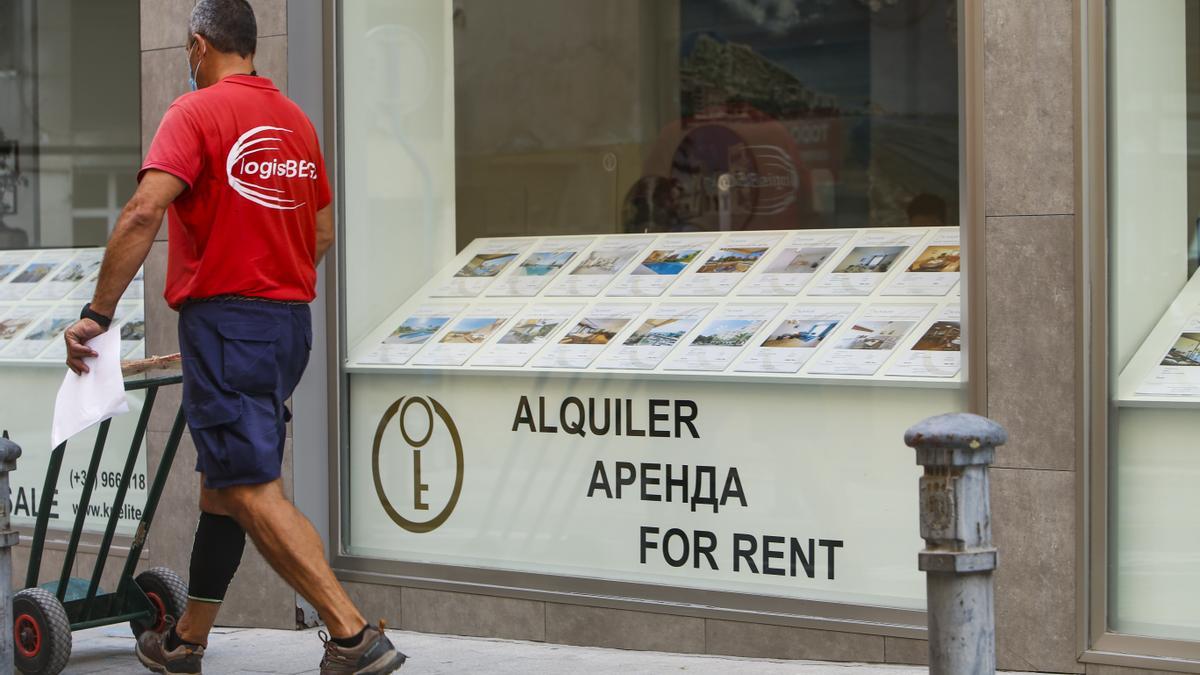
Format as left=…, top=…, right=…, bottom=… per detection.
left=1108, top=0, right=1200, bottom=641
left=340, top=0, right=962, bottom=611
left=0, top=0, right=140, bottom=250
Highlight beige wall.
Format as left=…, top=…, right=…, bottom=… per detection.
left=139, top=0, right=295, bottom=630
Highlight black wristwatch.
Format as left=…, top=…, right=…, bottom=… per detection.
left=80, top=303, right=113, bottom=330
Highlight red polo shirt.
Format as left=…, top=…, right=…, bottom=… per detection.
left=140, top=75, right=331, bottom=309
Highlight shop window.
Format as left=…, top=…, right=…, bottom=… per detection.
left=1107, top=0, right=1200, bottom=643
left=338, top=0, right=962, bottom=614
left=0, top=0, right=147, bottom=536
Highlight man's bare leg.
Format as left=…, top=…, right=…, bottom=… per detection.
left=212, top=479, right=366, bottom=637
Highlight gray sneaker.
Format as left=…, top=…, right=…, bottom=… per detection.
left=135, top=619, right=204, bottom=675
left=319, top=623, right=406, bottom=675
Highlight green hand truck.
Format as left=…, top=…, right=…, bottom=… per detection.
left=14, top=374, right=190, bottom=674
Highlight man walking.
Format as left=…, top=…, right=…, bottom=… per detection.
left=62, top=1, right=405, bottom=673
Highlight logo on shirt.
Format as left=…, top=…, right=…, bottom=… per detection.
left=226, top=125, right=318, bottom=210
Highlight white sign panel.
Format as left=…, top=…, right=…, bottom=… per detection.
left=347, top=374, right=942, bottom=610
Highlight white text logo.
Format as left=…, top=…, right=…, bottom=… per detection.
left=226, top=125, right=316, bottom=210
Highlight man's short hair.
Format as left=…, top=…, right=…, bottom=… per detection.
left=189, top=0, right=257, bottom=57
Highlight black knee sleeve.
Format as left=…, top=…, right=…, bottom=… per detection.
left=187, top=512, right=246, bottom=603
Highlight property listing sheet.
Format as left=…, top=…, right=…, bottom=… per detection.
left=882, top=229, right=960, bottom=297
left=809, top=231, right=923, bottom=297
left=472, top=303, right=585, bottom=367
left=1137, top=313, right=1200, bottom=396
left=545, top=236, right=654, bottom=297
left=2, top=304, right=77, bottom=359
left=359, top=303, right=467, bottom=365
left=606, top=234, right=718, bottom=297
left=807, top=304, right=933, bottom=376
left=28, top=249, right=104, bottom=301
left=0, top=250, right=73, bottom=301
left=0, top=251, right=34, bottom=284
left=0, top=305, right=44, bottom=351
left=738, top=231, right=853, bottom=297
left=431, top=240, right=532, bottom=298
left=530, top=303, right=648, bottom=369
left=671, top=232, right=784, bottom=297
left=735, top=304, right=856, bottom=374
left=597, top=303, right=715, bottom=371
left=887, top=304, right=962, bottom=378
left=663, top=303, right=785, bottom=372
left=411, top=303, right=521, bottom=366
left=487, top=238, right=594, bottom=297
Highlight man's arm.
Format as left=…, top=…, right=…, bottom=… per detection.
left=64, top=170, right=186, bottom=374
left=315, top=204, right=334, bottom=263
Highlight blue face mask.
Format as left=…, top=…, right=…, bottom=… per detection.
left=186, top=44, right=203, bottom=91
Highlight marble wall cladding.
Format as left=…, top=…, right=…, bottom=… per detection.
left=545, top=604, right=704, bottom=654
left=142, top=0, right=288, bottom=51
left=986, top=214, right=1077, bottom=471
left=401, top=588, right=544, bottom=642
left=983, top=0, right=1075, bottom=217
left=992, top=467, right=1081, bottom=674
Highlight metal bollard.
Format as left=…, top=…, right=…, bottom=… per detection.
left=903, top=413, right=1006, bottom=675
left=0, top=431, right=20, bottom=670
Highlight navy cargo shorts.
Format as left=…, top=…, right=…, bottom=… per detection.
left=178, top=298, right=311, bottom=489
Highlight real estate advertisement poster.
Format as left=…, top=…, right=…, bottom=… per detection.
left=431, top=240, right=532, bottom=298
left=118, top=306, right=147, bottom=359
left=411, top=303, right=522, bottom=366
left=487, top=238, right=595, bottom=297
left=472, top=303, right=585, bottom=367
left=0, top=306, right=47, bottom=354
left=807, top=304, right=932, bottom=376
left=28, top=249, right=104, bottom=301
left=738, top=231, right=853, bottom=297
left=809, top=231, right=923, bottom=297
left=0, top=250, right=35, bottom=284
left=597, top=303, right=715, bottom=371
left=664, top=303, right=785, bottom=372
left=0, top=250, right=73, bottom=301
left=359, top=303, right=467, bottom=366
left=671, top=232, right=784, bottom=296
left=2, top=304, right=76, bottom=359
left=882, top=228, right=960, bottom=297
left=545, top=236, right=655, bottom=297
left=606, top=235, right=718, bottom=297
left=1137, top=313, right=1200, bottom=396
left=735, top=303, right=856, bottom=374
left=887, top=304, right=961, bottom=378
left=530, top=303, right=648, bottom=369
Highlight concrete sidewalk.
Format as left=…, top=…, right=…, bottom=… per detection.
left=63, top=624, right=1045, bottom=674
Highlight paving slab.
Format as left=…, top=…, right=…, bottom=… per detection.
left=63, top=624, right=1046, bottom=674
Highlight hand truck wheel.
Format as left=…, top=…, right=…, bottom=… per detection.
left=13, top=587, right=72, bottom=675
left=129, top=567, right=189, bottom=639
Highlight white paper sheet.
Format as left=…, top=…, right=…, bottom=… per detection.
left=809, top=231, right=924, bottom=297
left=738, top=231, right=853, bottom=297
left=887, top=304, right=962, bottom=378
left=358, top=302, right=466, bottom=365
left=411, top=303, right=522, bottom=366
left=487, top=238, right=595, bottom=297
left=597, top=303, right=715, bottom=371
left=530, top=303, right=648, bottom=369
left=735, top=304, right=856, bottom=374
left=671, top=233, right=784, bottom=297
left=545, top=236, right=655, bottom=297
left=29, top=249, right=104, bottom=301
left=806, top=304, right=933, bottom=376
left=663, top=303, right=785, bottom=372
left=606, top=235, right=718, bottom=297
left=881, top=228, right=960, bottom=297
left=472, top=303, right=585, bottom=367
left=50, top=328, right=130, bottom=449
left=1137, top=313, right=1200, bottom=396
left=430, top=240, right=532, bottom=298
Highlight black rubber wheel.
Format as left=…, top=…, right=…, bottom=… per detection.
left=129, top=567, right=188, bottom=639
left=13, top=587, right=72, bottom=675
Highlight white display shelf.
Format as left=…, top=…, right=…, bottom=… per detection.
left=347, top=228, right=964, bottom=388
left=0, top=248, right=145, bottom=367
